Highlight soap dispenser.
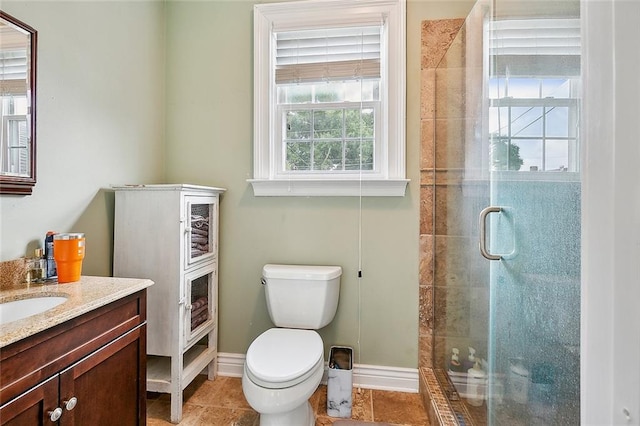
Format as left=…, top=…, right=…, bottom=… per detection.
left=466, top=360, right=486, bottom=406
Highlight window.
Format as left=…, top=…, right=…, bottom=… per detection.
left=489, top=77, right=580, bottom=172
left=487, top=18, right=580, bottom=175
left=249, top=0, right=407, bottom=196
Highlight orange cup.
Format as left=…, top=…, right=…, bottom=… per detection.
left=53, top=233, right=85, bottom=283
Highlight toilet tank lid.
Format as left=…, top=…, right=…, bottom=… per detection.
left=263, top=264, right=342, bottom=280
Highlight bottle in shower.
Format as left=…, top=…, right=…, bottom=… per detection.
left=448, top=348, right=463, bottom=372
left=463, top=347, right=477, bottom=371
left=508, top=358, right=530, bottom=404
left=466, top=360, right=486, bottom=406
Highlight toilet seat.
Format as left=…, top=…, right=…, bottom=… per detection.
left=246, top=328, right=324, bottom=389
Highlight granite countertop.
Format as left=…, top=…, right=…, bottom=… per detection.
left=0, top=276, right=153, bottom=348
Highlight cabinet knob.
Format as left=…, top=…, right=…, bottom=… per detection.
left=48, top=407, right=63, bottom=422
left=185, top=226, right=193, bottom=233
left=64, top=397, right=78, bottom=411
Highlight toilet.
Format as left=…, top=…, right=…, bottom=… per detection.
left=242, top=264, right=342, bottom=426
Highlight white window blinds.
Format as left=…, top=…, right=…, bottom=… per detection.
left=275, top=26, right=381, bottom=84
left=489, top=18, right=581, bottom=77
left=0, top=50, right=28, bottom=94
left=489, top=18, right=580, bottom=56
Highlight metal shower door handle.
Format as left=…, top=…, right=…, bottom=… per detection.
left=479, top=206, right=502, bottom=260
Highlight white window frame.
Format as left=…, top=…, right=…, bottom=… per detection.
left=490, top=96, right=579, bottom=172
left=276, top=101, right=382, bottom=175
left=249, top=0, right=408, bottom=197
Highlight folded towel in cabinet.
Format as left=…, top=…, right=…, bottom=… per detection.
left=191, top=304, right=208, bottom=320
left=191, top=296, right=208, bottom=310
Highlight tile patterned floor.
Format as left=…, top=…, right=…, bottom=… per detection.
left=147, top=375, right=431, bottom=426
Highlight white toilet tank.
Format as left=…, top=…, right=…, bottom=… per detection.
left=262, top=264, right=342, bottom=329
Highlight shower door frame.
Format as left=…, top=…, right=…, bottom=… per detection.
left=580, top=0, right=640, bottom=423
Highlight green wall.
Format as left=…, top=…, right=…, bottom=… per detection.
left=0, top=1, right=165, bottom=274
left=0, top=0, right=473, bottom=370
left=164, top=0, right=473, bottom=368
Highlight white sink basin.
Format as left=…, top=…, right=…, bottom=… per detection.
left=0, top=296, right=68, bottom=325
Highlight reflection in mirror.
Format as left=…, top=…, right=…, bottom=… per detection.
left=0, top=11, right=36, bottom=195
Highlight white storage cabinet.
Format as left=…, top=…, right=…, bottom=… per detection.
left=113, top=184, right=225, bottom=423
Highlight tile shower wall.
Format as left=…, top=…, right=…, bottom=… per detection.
left=419, top=10, right=490, bottom=420
left=419, top=18, right=465, bottom=372
left=435, top=4, right=491, bottom=371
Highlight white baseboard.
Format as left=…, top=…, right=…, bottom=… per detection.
left=216, top=352, right=419, bottom=393
left=217, top=352, right=246, bottom=378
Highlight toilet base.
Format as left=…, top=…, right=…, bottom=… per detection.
left=259, top=401, right=314, bottom=426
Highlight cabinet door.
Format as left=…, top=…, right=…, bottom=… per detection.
left=58, top=325, right=146, bottom=426
left=183, top=265, right=216, bottom=349
left=184, top=195, right=218, bottom=269
left=0, top=375, right=58, bottom=426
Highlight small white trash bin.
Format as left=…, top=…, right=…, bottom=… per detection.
left=327, top=346, right=353, bottom=418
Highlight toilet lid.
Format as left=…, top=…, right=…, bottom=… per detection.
left=246, top=328, right=323, bottom=388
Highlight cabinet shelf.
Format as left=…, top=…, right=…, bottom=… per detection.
left=147, top=344, right=217, bottom=393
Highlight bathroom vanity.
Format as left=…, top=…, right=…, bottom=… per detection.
left=0, top=276, right=152, bottom=425
left=113, top=184, right=225, bottom=423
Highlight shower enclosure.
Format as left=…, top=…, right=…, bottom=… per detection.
left=431, top=0, right=581, bottom=424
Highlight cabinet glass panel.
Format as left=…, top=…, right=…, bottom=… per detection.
left=184, top=266, right=215, bottom=349
left=185, top=196, right=217, bottom=269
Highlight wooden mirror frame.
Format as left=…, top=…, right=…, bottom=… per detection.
left=0, top=11, right=37, bottom=195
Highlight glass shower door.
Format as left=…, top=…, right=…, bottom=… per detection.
left=484, top=176, right=581, bottom=424
left=483, top=7, right=581, bottom=424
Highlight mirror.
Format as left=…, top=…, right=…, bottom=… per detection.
left=0, top=11, right=36, bottom=195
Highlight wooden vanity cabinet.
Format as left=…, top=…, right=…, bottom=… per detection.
left=0, top=290, right=147, bottom=425
left=0, top=376, right=58, bottom=425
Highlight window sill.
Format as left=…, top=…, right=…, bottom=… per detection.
left=247, top=179, right=409, bottom=197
